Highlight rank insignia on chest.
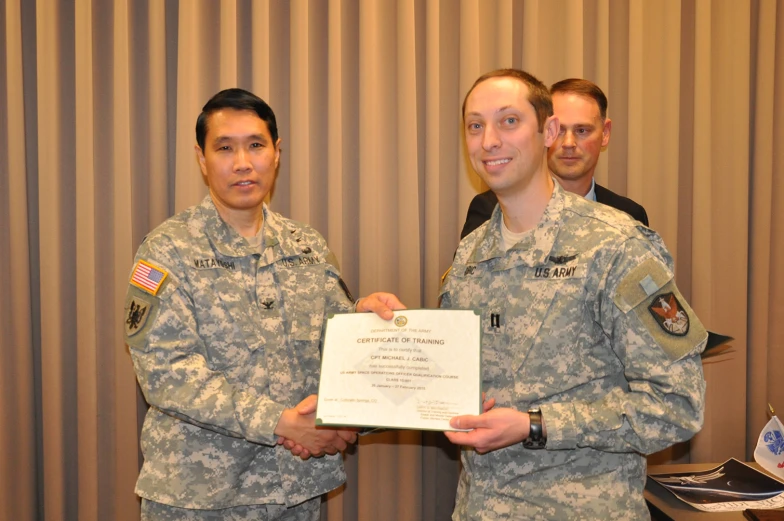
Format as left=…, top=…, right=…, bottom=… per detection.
left=261, top=299, right=275, bottom=310
left=464, top=266, right=476, bottom=276
left=125, top=296, right=151, bottom=336
left=490, top=313, right=501, bottom=328
left=648, top=292, right=690, bottom=336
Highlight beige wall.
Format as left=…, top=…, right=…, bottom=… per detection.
left=1, top=1, right=782, bottom=520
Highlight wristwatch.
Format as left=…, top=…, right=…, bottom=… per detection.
left=522, top=408, right=546, bottom=449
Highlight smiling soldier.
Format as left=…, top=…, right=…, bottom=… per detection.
left=460, top=78, right=649, bottom=239
left=440, top=70, right=707, bottom=520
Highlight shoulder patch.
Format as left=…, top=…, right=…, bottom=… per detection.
left=125, top=295, right=152, bottom=336
left=648, top=292, right=689, bottom=336
left=130, top=259, right=168, bottom=295
left=123, top=285, right=161, bottom=344
left=614, top=256, right=706, bottom=361
left=613, top=257, right=672, bottom=313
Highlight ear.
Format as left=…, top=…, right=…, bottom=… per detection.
left=602, top=118, right=612, bottom=147
left=274, top=138, right=282, bottom=168
left=195, top=144, right=207, bottom=176
left=543, top=115, right=560, bottom=148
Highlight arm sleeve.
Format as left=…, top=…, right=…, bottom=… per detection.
left=124, top=246, right=286, bottom=447
left=541, top=241, right=706, bottom=455
left=323, top=251, right=355, bottom=314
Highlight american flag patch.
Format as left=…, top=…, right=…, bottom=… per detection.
left=130, top=260, right=168, bottom=295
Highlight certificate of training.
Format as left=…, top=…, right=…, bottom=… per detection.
left=316, top=309, right=481, bottom=431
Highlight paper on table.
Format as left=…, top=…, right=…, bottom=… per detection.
left=649, top=458, right=784, bottom=512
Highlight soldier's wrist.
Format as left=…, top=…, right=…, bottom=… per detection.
left=522, top=408, right=547, bottom=449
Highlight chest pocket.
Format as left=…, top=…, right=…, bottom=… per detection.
left=275, top=261, right=329, bottom=398
left=277, top=261, right=328, bottom=343
left=444, top=264, right=511, bottom=387
left=522, top=260, right=589, bottom=321
left=482, top=261, right=592, bottom=398
left=514, top=262, right=618, bottom=400
left=189, top=263, right=254, bottom=371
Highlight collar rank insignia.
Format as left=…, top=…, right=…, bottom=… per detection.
left=464, top=266, right=476, bottom=276
left=490, top=313, right=501, bottom=328
left=126, top=296, right=150, bottom=336
left=130, top=259, right=168, bottom=296
left=648, top=292, right=690, bottom=336
left=549, top=254, right=578, bottom=265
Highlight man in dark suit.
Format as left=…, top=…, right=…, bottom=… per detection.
left=460, top=78, right=648, bottom=239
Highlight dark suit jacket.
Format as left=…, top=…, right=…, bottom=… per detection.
left=459, top=183, right=649, bottom=239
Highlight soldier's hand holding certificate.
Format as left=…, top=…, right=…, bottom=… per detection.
left=316, top=309, right=481, bottom=431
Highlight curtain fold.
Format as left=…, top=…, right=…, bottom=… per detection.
left=1, top=0, right=37, bottom=519
left=3, top=1, right=782, bottom=520
left=747, top=0, right=784, bottom=457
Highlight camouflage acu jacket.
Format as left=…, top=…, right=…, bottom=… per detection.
left=124, top=196, right=352, bottom=509
left=440, top=182, right=707, bottom=520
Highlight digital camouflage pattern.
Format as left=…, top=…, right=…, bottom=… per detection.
left=140, top=496, right=321, bottom=521
left=124, top=196, right=353, bottom=510
left=440, top=182, right=707, bottom=520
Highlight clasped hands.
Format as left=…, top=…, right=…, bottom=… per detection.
left=277, top=395, right=534, bottom=459
left=274, top=394, right=357, bottom=459
left=276, top=291, right=540, bottom=458
left=275, top=292, right=405, bottom=460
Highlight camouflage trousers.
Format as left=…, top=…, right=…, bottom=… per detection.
left=141, top=497, right=321, bottom=521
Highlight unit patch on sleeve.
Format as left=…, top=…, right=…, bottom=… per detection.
left=614, top=256, right=707, bottom=361
left=125, top=295, right=151, bottom=337
left=648, top=292, right=689, bottom=336
left=130, top=259, right=168, bottom=295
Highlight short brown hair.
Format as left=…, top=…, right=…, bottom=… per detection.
left=550, top=78, right=608, bottom=120
left=462, top=69, right=553, bottom=132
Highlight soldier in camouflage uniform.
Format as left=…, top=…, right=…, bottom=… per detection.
left=124, top=88, right=402, bottom=520
left=441, top=70, right=706, bottom=520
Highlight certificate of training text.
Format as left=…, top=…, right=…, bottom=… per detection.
left=316, top=309, right=481, bottom=431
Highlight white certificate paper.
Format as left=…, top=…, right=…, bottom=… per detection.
left=316, top=309, right=481, bottom=431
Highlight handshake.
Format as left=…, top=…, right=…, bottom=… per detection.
left=273, top=291, right=402, bottom=459
left=274, top=394, right=359, bottom=460
left=274, top=393, right=502, bottom=460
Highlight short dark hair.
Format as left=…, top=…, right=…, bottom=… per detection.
left=462, top=69, right=553, bottom=132
left=195, top=88, right=279, bottom=150
left=550, top=78, right=608, bottom=120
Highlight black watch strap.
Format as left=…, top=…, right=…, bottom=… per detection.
left=522, top=408, right=546, bottom=449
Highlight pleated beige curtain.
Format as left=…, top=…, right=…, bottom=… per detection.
left=2, top=1, right=783, bottom=520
